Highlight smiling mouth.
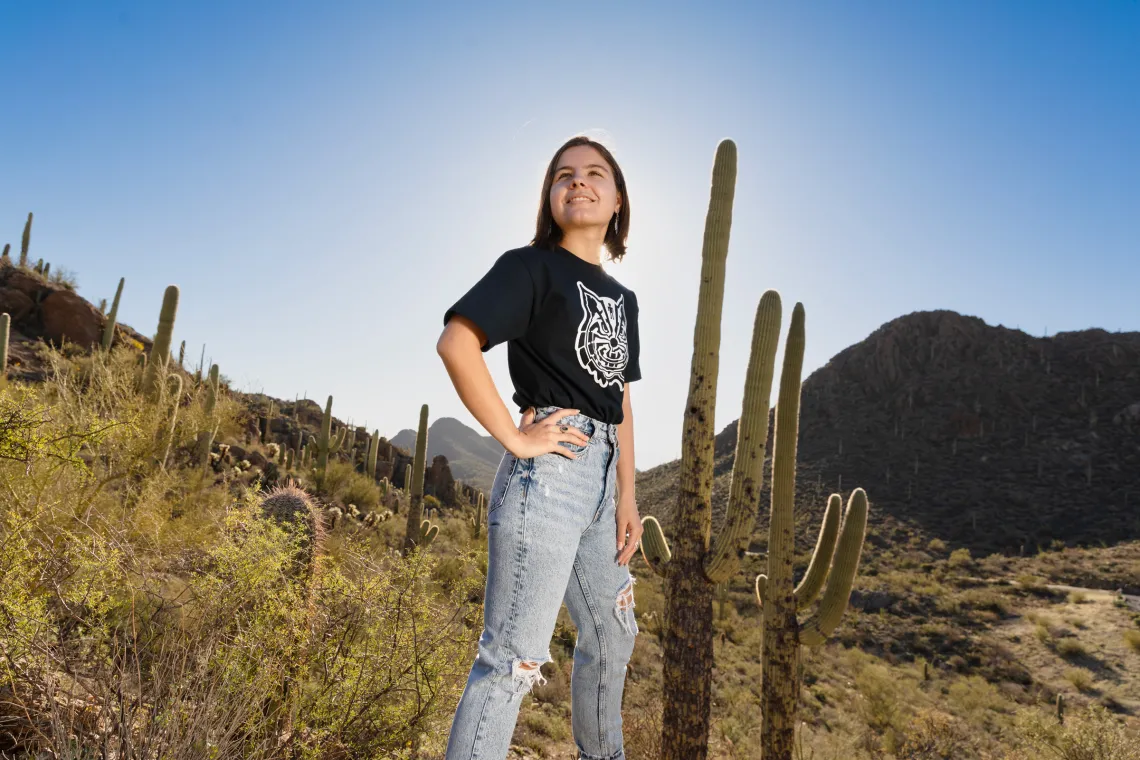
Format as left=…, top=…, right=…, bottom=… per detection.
left=567, top=196, right=594, bottom=204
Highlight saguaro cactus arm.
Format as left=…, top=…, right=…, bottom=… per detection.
left=753, top=492, right=842, bottom=611
left=793, top=493, right=842, bottom=610
left=639, top=515, right=672, bottom=575
left=799, top=488, right=869, bottom=646
left=704, top=290, right=782, bottom=583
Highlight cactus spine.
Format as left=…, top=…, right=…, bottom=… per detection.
left=102, top=277, right=127, bottom=351
left=316, top=395, right=347, bottom=471
left=142, top=285, right=180, bottom=401
left=19, top=212, right=31, bottom=268
left=756, top=301, right=869, bottom=760
left=402, top=404, right=430, bottom=554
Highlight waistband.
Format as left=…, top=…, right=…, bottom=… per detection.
left=531, top=405, right=617, bottom=443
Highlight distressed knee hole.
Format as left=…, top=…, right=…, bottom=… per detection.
left=614, top=576, right=639, bottom=636
left=510, top=657, right=550, bottom=699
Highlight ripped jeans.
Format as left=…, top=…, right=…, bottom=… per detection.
left=445, top=405, right=639, bottom=760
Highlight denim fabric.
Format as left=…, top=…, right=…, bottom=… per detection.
left=445, top=405, right=639, bottom=760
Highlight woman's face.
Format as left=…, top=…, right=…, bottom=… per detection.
left=548, top=144, right=621, bottom=235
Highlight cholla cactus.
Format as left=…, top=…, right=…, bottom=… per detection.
left=267, top=442, right=281, bottom=460
left=326, top=506, right=343, bottom=529
left=197, top=365, right=220, bottom=467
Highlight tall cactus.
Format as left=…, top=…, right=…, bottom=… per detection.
left=315, top=395, right=347, bottom=471
left=402, top=404, right=430, bottom=554
left=366, top=429, right=380, bottom=479
left=471, top=492, right=485, bottom=538
left=160, top=374, right=184, bottom=471
left=0, top=313, right=10, bottom=387
left=142, top=285, right=179, bottom=401
left=640, top=140, right=782, bottom=760
left=196, top=364, right=220, bottom=466
left=101, top=277, right=125, bottom=351
left=19, top=212, right=31, bottom=268
left=754, top=302, right=869, bottom=760
left=1, top=244, right=10, bottom=265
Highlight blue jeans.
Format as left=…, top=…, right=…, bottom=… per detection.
left=445, top=405, right=639, bottom=760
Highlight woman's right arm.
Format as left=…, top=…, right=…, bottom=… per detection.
left=436, top=315, right=527, bottom=457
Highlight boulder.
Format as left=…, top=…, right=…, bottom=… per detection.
left=41, top=289, right=103, bottom=350
left=0, top=287, right=35, bottom=322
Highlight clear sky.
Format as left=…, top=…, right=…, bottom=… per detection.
left=2, top=2, right=1137, bottom=471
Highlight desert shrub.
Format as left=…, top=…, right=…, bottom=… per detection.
left=0, top=342, right=479, bottom=758
left=336, top=467, right=382, bottom=511
left=894, top=710, right=979, bottom=759
left=927, top=538, right=947, bottom=554
left=1064, top=668, right=1095, bottom=693
left=1055, top=637, right=1088, bottom=660
left=1068, top=591, right=1088, bottom=604
left=948, top=548, right=973, bottom=569
left=1006, top=705, right=1140, bottom=759
left=1123, top=629, right=1140, bottom=654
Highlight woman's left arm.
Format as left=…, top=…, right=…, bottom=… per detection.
left=615, top=383, right=643, bottom=566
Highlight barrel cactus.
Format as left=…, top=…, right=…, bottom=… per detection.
left=260, top=483, right=326, bottom=582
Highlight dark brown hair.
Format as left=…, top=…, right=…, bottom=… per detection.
left=530, top=135, right=629, bottom=263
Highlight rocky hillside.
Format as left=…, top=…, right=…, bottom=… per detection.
left=638, top=310, right=1140, bottom=561
left=391, top=416, right=504, bottom=493
left=0, top=262, right=475, bottom=506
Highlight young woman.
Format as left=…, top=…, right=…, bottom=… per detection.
left=436, top=135, right=644, bottom=760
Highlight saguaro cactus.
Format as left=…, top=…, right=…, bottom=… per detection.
left=1, top=312, right=10, bottom=386
left=196, top=364, right=220, bottom=466
left=753, top=303, right=869, bottom=760
left=471, top=492, right=485, bottom=538
left=315, top=395, right=348, bottom=472
left=366, top=429, right=380, bottom=479
left=402, top=404, right=430, bottom=554
left=142, top=285, right=180, bottom=401
left=19, top=212, right=32, bottom=268
left=636, top=140, right=783, bottom=760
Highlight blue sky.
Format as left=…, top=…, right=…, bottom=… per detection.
left=2, top=2, right=1137, bottom=471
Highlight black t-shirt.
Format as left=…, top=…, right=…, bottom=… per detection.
left=443, top=243, right=641, bottom=425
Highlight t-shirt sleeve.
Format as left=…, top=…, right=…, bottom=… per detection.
left=625, top=291, right=642, bottom=382
left=443, top=251, right=535, bottom=353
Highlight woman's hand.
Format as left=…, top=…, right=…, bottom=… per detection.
left=615, top=496, right=643, bottom=566
left=507, top=407, right=591, bottom=460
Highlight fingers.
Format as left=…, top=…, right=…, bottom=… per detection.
left=616, top=519, right=643, bottom=566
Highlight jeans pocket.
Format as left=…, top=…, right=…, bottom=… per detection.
left=488, top=452, right=522, bottom=516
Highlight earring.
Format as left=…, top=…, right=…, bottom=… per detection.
left=612, top=214, right=619, bottom=236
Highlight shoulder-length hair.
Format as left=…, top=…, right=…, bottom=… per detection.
left=530, top=135, right=629, bottom=263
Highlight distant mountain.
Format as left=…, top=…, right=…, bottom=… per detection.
left=391, top=416, right=504, bottom=494
left=635, top=310, right=1140, bottom=557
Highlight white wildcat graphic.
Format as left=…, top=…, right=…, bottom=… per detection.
left=574, top=281, right=629, bottom=390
